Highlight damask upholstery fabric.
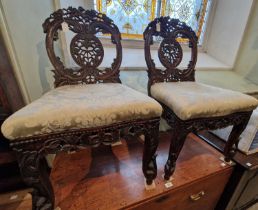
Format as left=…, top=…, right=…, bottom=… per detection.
left=151, top=82, right=258, bottom=120
left=2, top=83, right=162, bottom=140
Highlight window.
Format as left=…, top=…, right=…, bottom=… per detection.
left=95, top=0, right=156, bottom=39
left=95, top=0, right=212, bottom=43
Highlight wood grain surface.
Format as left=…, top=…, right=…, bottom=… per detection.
left=0, top=132, right=233, bottom=210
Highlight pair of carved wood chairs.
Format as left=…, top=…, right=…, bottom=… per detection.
left=1, top=7, right=258, bottom=210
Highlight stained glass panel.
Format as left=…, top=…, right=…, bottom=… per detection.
left=96, top=0, right=156, bottom=39
left=95, top=0, right=211, bottom=42
left=161, top=0, right=211, bottom=43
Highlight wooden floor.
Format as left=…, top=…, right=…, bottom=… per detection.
left=0, top=132, right=231, bottom=210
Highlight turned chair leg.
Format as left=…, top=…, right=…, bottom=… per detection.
left=16, top=150, right=54, bottom=210
left=224, top=119, right=250, bottom=162
left=142, top=123, right=159, bottom=185
left=164, top=129, right=189, bottom=180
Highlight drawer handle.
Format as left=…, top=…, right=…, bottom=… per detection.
left=190, top=191, right=205, bottom=201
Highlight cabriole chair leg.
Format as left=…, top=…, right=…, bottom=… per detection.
left=17, top=150, right=54, bottom=210
left=142, top=122, right=159, bottom=185
left=224, top=120, right=249, bottom=162
left=164, top=129, right=189, bottom=180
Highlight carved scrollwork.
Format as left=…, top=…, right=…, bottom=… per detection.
left=11, top=118, right=160, bottom=210
left=11, top=118, right=160, bottom=205
left=16, top=150, right=54, bottom=210
left=144, top=17, right=197, bottom=93
left=41, top=130, right=120, bottom=154
left=43, top=7, right=122, bottom=87
left=162, top=103, right=252, bottom=133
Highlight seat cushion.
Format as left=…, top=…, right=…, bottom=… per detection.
left=151, top=82, right=258, bottom=121
left=2, top=83, right=162, bottom=140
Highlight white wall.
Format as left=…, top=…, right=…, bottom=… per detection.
left=206, top=0, right=253, bottom=67
left=0, top=0, right=55, bottom=102
left=0, top=0, right=102, bottom=103
left=0, top=0, right=256, bottom=102
left=59, top=0, right=92, bottom=8
left=235, top=1, right=258, bottom=85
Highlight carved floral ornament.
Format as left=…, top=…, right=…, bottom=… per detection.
left=144, top=17, right=198, bottom=89
left=43, top=7, right=122, bottom=87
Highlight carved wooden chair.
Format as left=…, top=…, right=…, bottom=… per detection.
left=1, top=8, right=162, bottom=210
left=144, top=17, right=258, bottom=181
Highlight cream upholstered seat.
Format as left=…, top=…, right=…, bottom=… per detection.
left=2, top=83, right=162, bottom=140
left=151, top=82, right=258, bottom=121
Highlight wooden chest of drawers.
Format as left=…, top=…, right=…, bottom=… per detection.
left=133, top=166, right=232, bottom=210
left=130, top=133, right=233, bottom=210
left=0, top=132, right=233, bottom=210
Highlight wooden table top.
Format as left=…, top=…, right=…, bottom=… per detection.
left=0, top=132, right=232, bottom=210
left=50, top=132, right=231, bottom=210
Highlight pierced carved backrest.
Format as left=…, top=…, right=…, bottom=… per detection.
left=144, top=17, right=198, bottom=93
left=43, top=7, right=122, bottom=87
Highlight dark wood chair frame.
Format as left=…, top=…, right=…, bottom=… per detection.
left=9, top=7, right=160, bottom=210
left=144, top=17, right=252, bottom=180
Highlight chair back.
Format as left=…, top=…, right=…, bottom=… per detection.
left=144, top=17, right=198, bottom=94
left=43, top=7, right=122, bottom=87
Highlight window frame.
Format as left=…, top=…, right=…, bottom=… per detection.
left=94, top=0, right=217, bottom=50
left=55, top=0, right=217, bottom=65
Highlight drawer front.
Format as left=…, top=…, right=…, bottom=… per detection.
left=131, top=168, right=232, bottom=210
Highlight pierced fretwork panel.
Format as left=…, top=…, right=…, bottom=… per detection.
left=144, top=17, right=198, bottom=91
left=43, top=7, right=122, bottom=87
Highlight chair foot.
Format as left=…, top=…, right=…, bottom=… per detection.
left=16, top=150, right=54, bottom=210
left=162, top=174, right=174, bottom=182
left=144, top=179, right=156, bottom=190
left=224, top=148, right=236, bottom=163
left=164, top=155, right=176, bottom=180
left=164, top=174, right=172, bottom=181
left=219, top=156, right=234, bottom=166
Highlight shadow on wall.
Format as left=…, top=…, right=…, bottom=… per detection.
left=246, top=36, right=258, bottom=85
left=37, top=41, right=51, bottom=94
left=37, top=39, right=63, bottom=94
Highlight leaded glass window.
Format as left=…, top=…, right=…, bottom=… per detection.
left=95, top=0, right=212, bottom=42
left=96, top=0, right=156, bottom=39
left=160, top=0, right=212, bottom=43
